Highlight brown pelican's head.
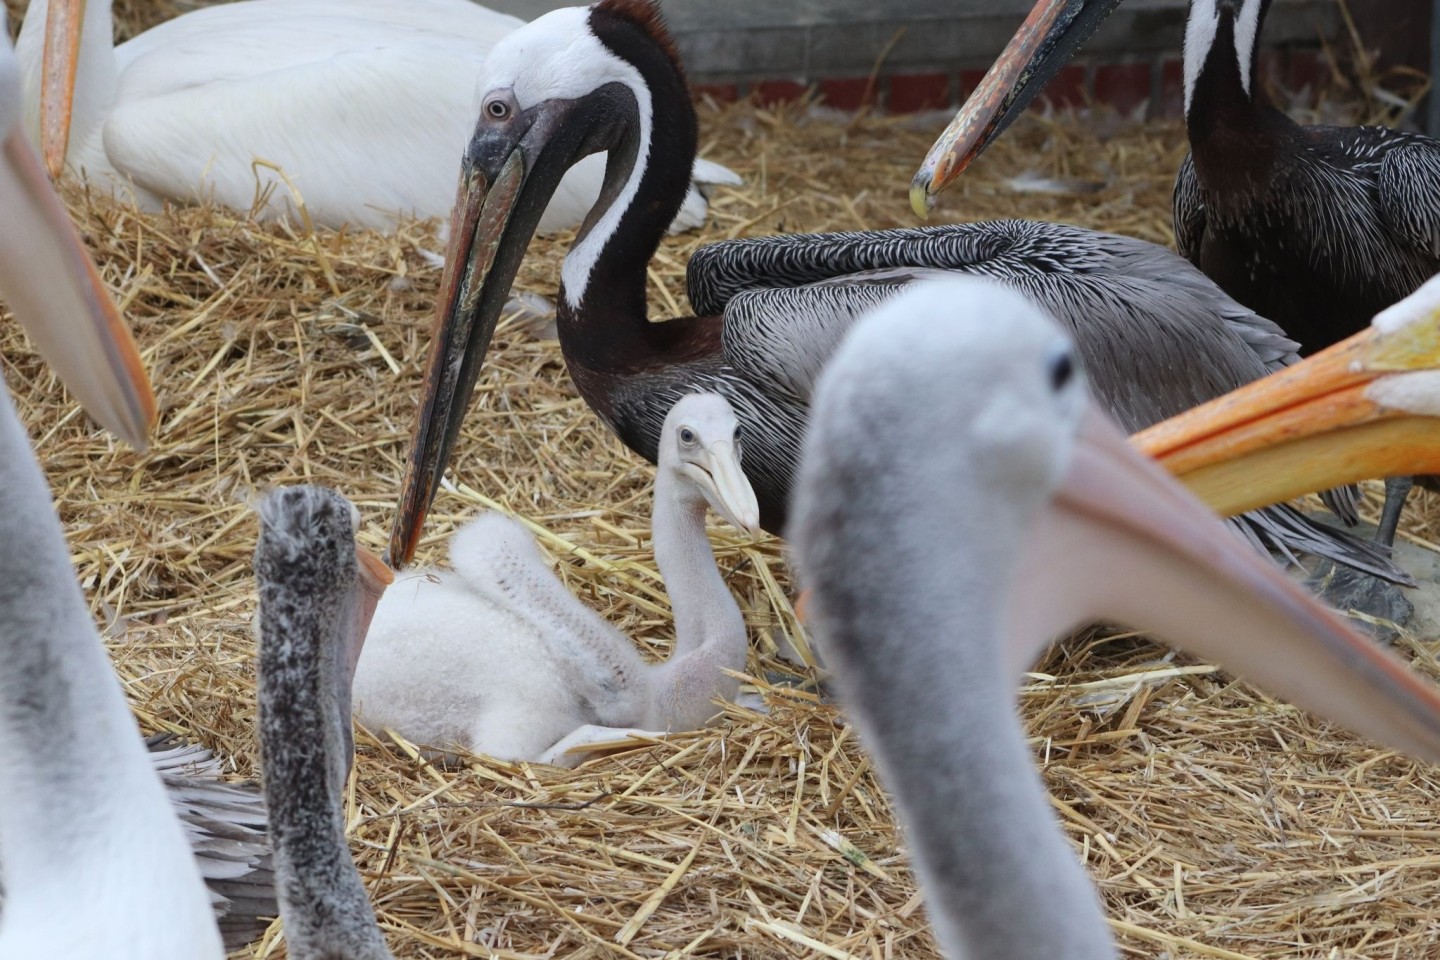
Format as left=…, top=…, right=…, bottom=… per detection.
left=390, top=0, right=695, bottom=567
left=0, top=22, right=154, bottom=447
left=662, top=393, right=762, bottom=535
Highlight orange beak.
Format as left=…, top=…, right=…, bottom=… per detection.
left=1133, top=279, right=1440, bottom=517
left=38, top=0, right=86, bottom=180
left=0, top=121, right=155, bottom=447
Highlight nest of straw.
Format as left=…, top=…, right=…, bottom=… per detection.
left=4, top=18, right=1440, bottom=955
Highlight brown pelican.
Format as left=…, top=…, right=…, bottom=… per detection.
left=357, top=393, right=758, bottom=767
left=0, top=21, right=273, bottom=954
left=911, top=0, right=1440, bottom=552
left=791, top=276, right=1440, bottom=959
left=388, top=0, right=1396, bottom=589
left=253, top=486, right=394, bottom=960
left=18, top=0, right=737, bottom=234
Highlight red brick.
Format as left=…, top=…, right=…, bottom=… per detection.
left=693, top=83, right=738, bottom=106
left=1285, top=48, right=1328, bottom=102
left=957, top=68, right=987, bottom=100
left=1256, top=49, right=1283, bottom=94
left=755, top=79, right=808, bottom=107
left=1156, top=56, right=1185, bottom=118
left=1093, top=60, right=1151, bottom=115
left=888, top=72, right=952, bottom=113
left=819, top=76, right=873, bottom=111
left=1040, top=63, right=1088, bottom=110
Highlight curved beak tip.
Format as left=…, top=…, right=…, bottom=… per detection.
left=909, top=178, right=935, bottom=220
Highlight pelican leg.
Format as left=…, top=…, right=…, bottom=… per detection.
left=1377, top=475, right=1416, bottom=549
left=536, top=726, right=673, bottom=768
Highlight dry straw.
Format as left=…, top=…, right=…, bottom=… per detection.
left=5, top=3, right=1440, bottom=956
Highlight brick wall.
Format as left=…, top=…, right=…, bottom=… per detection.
left=485, top=0, right=1356, bottom=116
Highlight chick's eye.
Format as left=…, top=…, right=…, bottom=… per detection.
left=1048, top=350, right=1075, bottom=393
left=679, top=427, right=696, bottom=445
left=485, top=99, right=510, bottom=120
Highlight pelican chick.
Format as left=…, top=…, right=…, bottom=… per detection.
left=792, top=277, right=1440, bottom=959
left=358, top=393, right=759, bottom=768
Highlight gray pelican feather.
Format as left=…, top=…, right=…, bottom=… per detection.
left=389, top=0, right=1392, bottom=587
left=691, top=219, right=1382, bottom=574
left=791, top=277, right=1440, bottom=959
left=254, top=486, right=394, bottom=960
left=142, top=735, right=275, bottom=949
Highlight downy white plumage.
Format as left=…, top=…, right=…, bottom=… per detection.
left=355, top=393, right=759, bottom=767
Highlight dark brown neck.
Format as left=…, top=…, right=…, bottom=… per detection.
left=1185, top=3, right=1293, bottom=198
left=556, top=6, right=699, bottom=373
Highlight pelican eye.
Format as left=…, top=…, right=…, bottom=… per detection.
left=485, top=99, right=511, bottom=120
left=679, top=427, right=697, bottom=445
left=1047, top=350, right=1075, bottom=393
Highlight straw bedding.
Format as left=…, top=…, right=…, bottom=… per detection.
left=6, top=3, right=1440, bottom=956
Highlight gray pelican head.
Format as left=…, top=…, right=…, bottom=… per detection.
left=792, top=275, right=1440, bottom=956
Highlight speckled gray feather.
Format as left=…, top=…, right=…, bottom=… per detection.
left=255, top=487, right=392, bottom=960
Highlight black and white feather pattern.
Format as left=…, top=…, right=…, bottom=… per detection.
left=1174, top=125, right=1440, bottom=348
left=145, top=734, right=275, bottom=950
left=667, top=220, right=1399, bottom=580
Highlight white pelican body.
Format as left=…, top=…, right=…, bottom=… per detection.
left=16, top=0, right=736, bottom=232
left=355, top=393, right=759, bottom=767
left=0, top=18, right=219, bottom=956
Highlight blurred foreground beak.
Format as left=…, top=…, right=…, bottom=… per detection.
left=1013, top=406, right=1440, bottom=765
left=0, top=126, right=155, bottom=447
left=1134, top=279, right=1440, bottom=516
left=39, top=0, right=85, bottom=180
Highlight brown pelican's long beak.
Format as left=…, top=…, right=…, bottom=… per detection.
left=39, top=0, right=85, bottom=179
left=389, top=97, right=593, bottom=568
left=0, top=124, right=155, bottom=448
left=910, top=0, right=1120, bottom=216
left=1132, top=280, right=1440, bottom=516
left=1013, top=406, right=1440, bottom=765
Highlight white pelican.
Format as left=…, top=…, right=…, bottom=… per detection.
left=356, top=392, right=759, bottom=767
left=0, top=21, right=274, bottom=951
left=253, top=486, right=394, bottom=960
left=791, top=277, right=1440, bottom=959
left=17, top=0, right=739, bottom=233
left=0, top=17, right=220, bottom=956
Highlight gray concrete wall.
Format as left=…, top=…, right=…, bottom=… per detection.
left=483, top=0, right=1340, bottom=84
